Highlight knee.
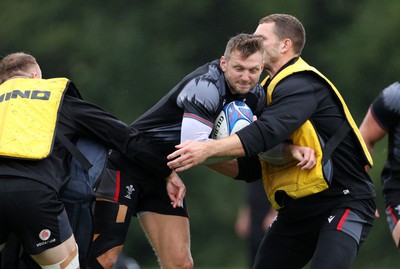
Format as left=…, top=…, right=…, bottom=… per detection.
left=97, top=250, right=120, bottom=269
left=392, top=221, right=400, bottom=248
left=88, top=244, right=123, bottom=269
left=161, top=255, right=194, bottom=269
left=180, top=256, right=194, bottom=269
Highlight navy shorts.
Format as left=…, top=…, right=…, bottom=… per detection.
left=95, top=159, right=188, bottom=218
left=0, top=178, right=72, bottom=255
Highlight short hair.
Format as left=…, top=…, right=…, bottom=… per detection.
left=224, top=33, right=264, bottom=61
left=0, top=52, right=38, bottom=83
left=259, top=14, right=306, bottom=55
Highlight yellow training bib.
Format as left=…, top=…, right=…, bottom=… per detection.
left=260, top=58, right=372, bottom=210
left=0, top=78, right=69, bottom=159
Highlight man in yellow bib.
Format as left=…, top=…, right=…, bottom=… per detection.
left=0, top=52, right=185, bottom=269
left=167, top=14, right=376, bottom=269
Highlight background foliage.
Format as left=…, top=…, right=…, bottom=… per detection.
left=2, top=0, right=400, bottom=268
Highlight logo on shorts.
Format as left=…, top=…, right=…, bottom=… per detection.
left=395, top=205, right=400, bottom=213
left=39, top=229, right=51, bottom=241
left=327, top=215, right=335, bottom=223
left=125, top=185, right=135, bottom=199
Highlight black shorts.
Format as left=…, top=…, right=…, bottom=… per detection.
left=382, top=190, right=400, bottom=232
left=253, top=199, right=375, bottom=268
left=95, top=158, right=189, bottom=218
left=0, top=178, right=72, bottom=255
left=385, top=203, right=400, bottom=232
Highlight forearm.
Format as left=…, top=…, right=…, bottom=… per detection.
left=258, top=143, right=287, bottom=165
left=282, top=143, right=303, bottom=161
left=167, top=134, right=246, bottom=172
left=205, top=159, right=239, bottom=178
left=211, top=134, right=245, bottom=157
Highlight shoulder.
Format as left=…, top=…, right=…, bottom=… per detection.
left=372, top=81, right=400, bottom=116
left=250, top=83, right=266, bottom=96
left=61, top=93, right=105, bottom=120
left=177, top=62, right=224, bottom=109
left=180, top=77, right=220, bottom=103
left=246, top=84, right=266, bottom=113
left=276, top=71, right=327, bottom=95
left=291, top=71, right=326, bottom=86
left=65, top=80, right=83, bottom=99
left=380, top=82, right=400, bottom=110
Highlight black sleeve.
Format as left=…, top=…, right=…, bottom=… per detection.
left=234, top=156, right=262, bottom=182
left=236, top=73, right=319, bottom=157
left=59, top=95, right=172, bottom=179
left=371, top=82, right=400, bottom=131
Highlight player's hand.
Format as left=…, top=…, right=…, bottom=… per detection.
left=165, top=170, right=186, bottom=208
left=284, top=144, right=316, bottom=170
left=167, top=140, right=211, bottom=172
left=375, top=209, right=380, bottom=218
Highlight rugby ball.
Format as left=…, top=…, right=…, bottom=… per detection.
left=211, top=101, right=253, bottom=139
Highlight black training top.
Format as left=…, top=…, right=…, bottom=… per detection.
left=108, top=59, right=266, bottom=190
left=131, top=59, right=265, bottom=141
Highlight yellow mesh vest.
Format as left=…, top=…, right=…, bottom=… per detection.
left=260, top=58, right=373, bottom=210
left=0, top=78, right=69, bottom=159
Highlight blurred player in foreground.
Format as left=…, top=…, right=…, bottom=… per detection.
left=0, top=52, right=184, bottom=269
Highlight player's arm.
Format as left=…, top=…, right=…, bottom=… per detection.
left=178, top=77, right=220, bottom=143
left=173, top=74, right=321, bottom=171
left=167, top=134, right=243, bottom=172
left=258, top=143, right=316, bottom=168
left=205, top=159, right=240, bottom=178
left=167, top=135, right=317, bottom=172
left=180, top=117, right=213, bottom=142
left=63, top=93, right=173, bottom=179
left=169, top=76, right=318, bottom=171
left=206, top=143, right=316, bottom=178
left=165, top=170, right=186, bottom=208
left=359, top=106, right=387, bottom=155
left=282, top=143, right=316, bottom=170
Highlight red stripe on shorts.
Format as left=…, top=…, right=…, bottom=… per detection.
left=387, top=206, right=398, bottom=222
left=113, top=170, right=121, bottom=202
left=337, top=209, right=350, bottom=231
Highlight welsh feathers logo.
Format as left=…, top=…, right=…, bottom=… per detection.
left=125, top=185, right=135, bottom=199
